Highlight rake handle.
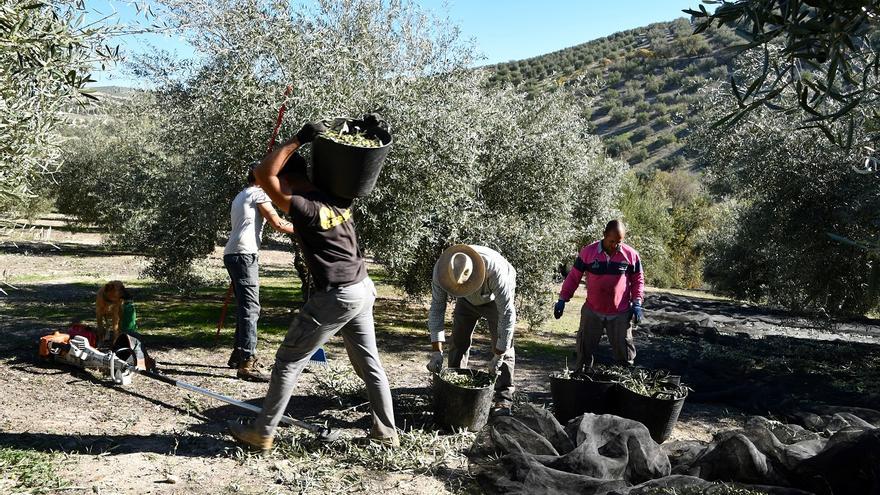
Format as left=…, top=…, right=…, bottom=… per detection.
left=214, top=283, right=234, bottom=342
left=266, top=85, right=293, bottom=154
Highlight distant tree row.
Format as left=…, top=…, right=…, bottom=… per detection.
left=488, top=19, right=735, bottom=90
left=486, top=17, right=742, bottom=169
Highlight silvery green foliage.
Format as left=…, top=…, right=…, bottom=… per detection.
left=690, top=80, right=880, bottom=315
left=0, top=0, right=121, bottom=218
left=617, top=170, right=716, bottom=290
left=688, top=0, right=880, bottom=148
left=62, top=0, right=623, bottom=324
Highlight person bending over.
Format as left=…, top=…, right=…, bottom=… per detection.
left=427, top=244, right=517, bottom=417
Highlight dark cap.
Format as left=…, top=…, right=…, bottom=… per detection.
left=280, top=152, right=307, bottom=178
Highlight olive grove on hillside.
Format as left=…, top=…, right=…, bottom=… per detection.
left=58, top=0, right=625, bottom=325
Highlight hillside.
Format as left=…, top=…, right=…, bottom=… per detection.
left=66, top=19, right=742, bottom=170
left=60, top=86, right=139, bottom=129
left=486, top=17, right=742, bottom=170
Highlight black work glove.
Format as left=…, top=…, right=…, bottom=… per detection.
left=362, top=112, right=385, bottom=129
left=295, top=120, right=328, bottom=145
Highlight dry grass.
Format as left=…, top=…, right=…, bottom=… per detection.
left=0, top=447, right=69, bottom=494
left=311, top=363, right=367, bottom=404
left=228, top=427, right=477, bottom=493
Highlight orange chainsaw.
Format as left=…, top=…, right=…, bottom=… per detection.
left=40, top=331, right=142, bottom=385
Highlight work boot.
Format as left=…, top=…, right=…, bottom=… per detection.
left=237, top=356, right=270, bottom=382
left=227, top=348, right=242, bottom=369
left=227, top=421, right=273, bottom=453
left=353, top=433, right=400, bottom=448
left=369, top=432, right=400, bottom=448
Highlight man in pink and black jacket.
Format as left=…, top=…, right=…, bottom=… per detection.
left=553, top=219, right=645, bottom=370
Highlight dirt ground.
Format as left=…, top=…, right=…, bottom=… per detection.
left=1, top=215, right=879, bottom=494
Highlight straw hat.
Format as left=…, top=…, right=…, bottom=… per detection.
left=435, top=244, right=486, bottom=297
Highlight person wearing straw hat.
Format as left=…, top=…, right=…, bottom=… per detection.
left=427, top=244, right=518, bottom=417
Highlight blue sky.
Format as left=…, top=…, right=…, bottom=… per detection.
left=426, top=1, right=694, bottom=63
left=89, top=0, right=696, bottom=86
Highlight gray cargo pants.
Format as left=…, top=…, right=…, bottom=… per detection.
left=223, top=253, right=260, bottom=360
left=254, top=277, right=396, bottom=440
left=575, top=305, right=636, bottom=371
left=448, top=299, right=515, bottom=407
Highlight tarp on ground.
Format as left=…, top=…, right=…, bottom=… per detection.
left=468, top=403, right=880, bottom=495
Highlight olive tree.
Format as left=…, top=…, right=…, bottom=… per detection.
left=689, top=84, right=880, bottom=315
left=59, top=0, right=624, bottom=325
left=0, top=0, right=125, bottom=219
left=686, top=0, right=880, bottom=148
left=618, top=170, right=716, bottom=289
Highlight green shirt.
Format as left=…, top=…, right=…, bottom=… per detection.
left=121, top=301, right=138, bottom=333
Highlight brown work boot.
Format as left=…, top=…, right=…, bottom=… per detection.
left=227, top=421, right=273, bottom=453
left=237, top=356, right=270, bottom=382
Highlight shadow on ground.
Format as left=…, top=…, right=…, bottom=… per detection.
left=5, top=276, right=880, bottom=437
left=0, top=240, right=139, bottom=257
left=634, top=322, right=880, bottom=414
left=0, top=279, right=304, bottom=353
left=0, top=431, right=228, bottom=457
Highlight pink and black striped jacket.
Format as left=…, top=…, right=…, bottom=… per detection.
left=559, top=241, right=645, bottom=315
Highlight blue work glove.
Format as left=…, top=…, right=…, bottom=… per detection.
left=631, top=302, right=644, bottom=325
left=553, top=299, right=565, bottom=319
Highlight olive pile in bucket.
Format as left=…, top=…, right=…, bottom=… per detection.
left=591, top=365, right=690, bottom=400
left=439, top=369, right=493, bottom=388
left=323, top=122, right=383, bottom=148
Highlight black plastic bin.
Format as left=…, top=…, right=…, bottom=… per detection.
left=550, top=373, right=617, bottom=424
left=432, top=369, right=494, bottom=432
left=311, top=117, right=393, bottom=199
left=613, top=385, right=687, bottom=443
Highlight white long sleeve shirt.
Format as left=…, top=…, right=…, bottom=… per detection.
left=428, top=245, right=517, bottom=352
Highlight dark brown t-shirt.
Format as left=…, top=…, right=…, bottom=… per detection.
left=288, top=191, right=366, bottom=290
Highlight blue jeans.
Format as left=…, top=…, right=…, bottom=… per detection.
left=223, top=253, right=260, bottom=360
